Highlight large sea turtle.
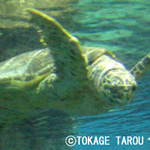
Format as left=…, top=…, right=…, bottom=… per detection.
left=0, top=8, right=149, bottom=117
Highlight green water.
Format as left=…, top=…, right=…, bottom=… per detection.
left=0, top=0, right=150, bottom=150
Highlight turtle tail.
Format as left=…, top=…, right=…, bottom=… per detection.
left=130, top=52, right=150, bottom=80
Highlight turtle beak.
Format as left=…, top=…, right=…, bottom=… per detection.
left=109, top=83, right=137, bottom=105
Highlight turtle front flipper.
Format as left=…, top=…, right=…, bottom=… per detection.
left=26, top=8, right=87, bottom=84
left=130, top=52, right=150, bottom=80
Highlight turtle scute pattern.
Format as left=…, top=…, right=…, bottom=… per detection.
left=0, top=48, right=55, bottom=90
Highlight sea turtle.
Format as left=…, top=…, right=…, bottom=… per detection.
left=0, top=8, right=150, bottom=117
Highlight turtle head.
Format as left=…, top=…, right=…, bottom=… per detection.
left=100, top=69, right=137, bottom=105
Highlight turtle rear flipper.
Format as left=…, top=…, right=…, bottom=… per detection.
left=26, top=8, right=87, bottom=84
left=130, top=52, right=150, bottom=80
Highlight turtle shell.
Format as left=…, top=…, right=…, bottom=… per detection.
left=0, top=48, right=55, bottom=90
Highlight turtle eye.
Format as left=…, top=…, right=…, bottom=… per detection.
left=132, top=85, right=137, bottom=92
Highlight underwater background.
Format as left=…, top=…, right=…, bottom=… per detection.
left=0, top=0, right=150, bottom=149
